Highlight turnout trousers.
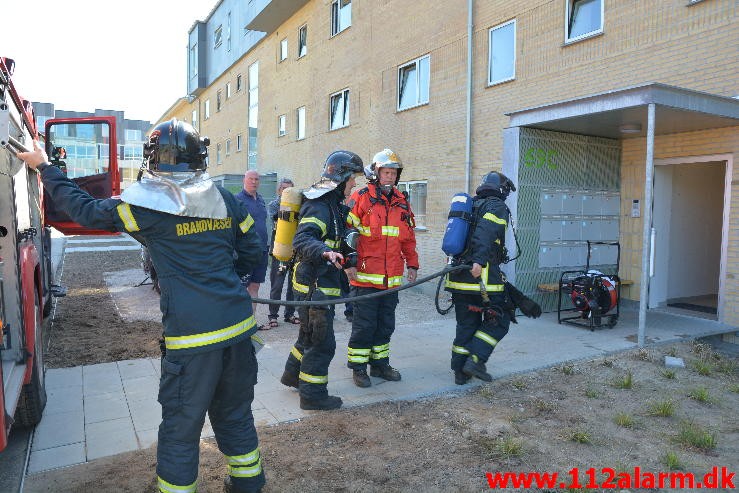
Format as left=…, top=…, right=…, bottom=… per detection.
left=156, top=338, right=265, bottom=493
left=450, top=292, right=510, bottom=372
left=283, top=294, right=337, bottom=401
left=268, top=259, right=295, bottom=320
left=347, top=287, right=399, bottom=370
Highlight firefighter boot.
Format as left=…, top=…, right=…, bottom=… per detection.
left=462, top=355, right=493, bottom=382
left=353, top=369, right=372, bottom=388
left=454, top=371, right=471, bottom=385
left=223, top=476, right=261, bottom=493
left=300, top=395, right=343, bottom=411
left=280, top=370, right=299, bottom=389
left=370, top=365, right=401, bottom=381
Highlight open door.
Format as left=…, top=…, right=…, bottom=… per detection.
left=43, top=116, right=120, bottom=235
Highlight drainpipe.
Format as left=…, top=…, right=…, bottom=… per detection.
left=637, top=103, right=656, bottom=348
left=464, top=0, right=473, bottom=194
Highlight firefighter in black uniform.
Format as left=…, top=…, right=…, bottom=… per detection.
left=445, top=171, right=540, bottom=385
left=20, top=120, right=266, bottom=493
left=279, top=150, right=364, bottom=410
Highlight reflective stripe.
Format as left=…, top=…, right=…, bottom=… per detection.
left=116, top=203, right=140, bottom=232
left=482, top=212, right=507, bottom=226
left=239, top=214, right=254, bottom=233
left=299, top=371, right=328, bottom=384
left=356, top=272, right=385, bottom=285
left=348, top=346, right=370, bottom=363
left=452, top=345, right=470, bottom=355
left=371, top=343, right=390, bottom=359
left=347, top=211, right=360, bottom=227
left=324, top=239, right=340, bottom=248
left=226, top=448, right=260, bottom=465
left=444, top=280, right=504, bottom=292
left=474, top=330, right=498, bottom=347
left=381, top=225, right=399, bottom=237
left=299, top=216, right=327, bottom=236
left=291, top=346, right=303, bottom=361
left=157, top=477, right=197, bottom=493
left=387, top=276, right=403, bottom=288
left=356, top=224, right=371, bottom=236
left=229, top=459, right=262, bottom=478
left=318, top=287, right=341, bottom=296
left=164, top=315, right=255, bottom=351
left=226, top=447, right=262, bottom=478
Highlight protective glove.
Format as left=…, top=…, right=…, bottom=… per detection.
left=307, top=306, right=329, bottom=344
left=506, top=282, right=542, bottom=319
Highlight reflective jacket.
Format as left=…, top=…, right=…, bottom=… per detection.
left=39, top=165, right=262, bottom=355
left=445, top=194, right=509, bottom=295
left=346, top=183, right=419, bottom=290
left=292, top=189, right=348, bottom=298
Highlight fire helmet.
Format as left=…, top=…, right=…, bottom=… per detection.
left=303, top=150, right=364, bottom=199
left=143, top=118, right=210, bottom=173
left=364, top=148, right=403, bottom=184
left=476, top=171, right=516, bottom=199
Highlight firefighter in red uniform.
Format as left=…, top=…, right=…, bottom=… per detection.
left=344, top=149, right=419, bottom=388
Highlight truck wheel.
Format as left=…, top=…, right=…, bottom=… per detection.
left=16, top=293, right=47, bottom=427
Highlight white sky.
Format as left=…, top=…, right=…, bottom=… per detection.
left=1, top=1, right=215, bottom=123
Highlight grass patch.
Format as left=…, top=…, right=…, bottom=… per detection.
left=662, top=451, right=683, bottom=471
left=692, top=360, right=713, bottom=376
left=666, top=346, right=679, bottom=357
left=660, top=369, right=676, bottom=379
left=729, top=383, right=739, bottom=393
left=674, top=421, right=717, bottom=451
left=533, top=399, right=555, bottom=413
left=687, top=386, right=713, bottom=404
left=646, top=399, right=676, bottom=417
left=477, top=386, right=495, bottom=399
left=561, top=364, right=575, bottom=375
left=715, top=358, right=737, bottom=376
left=613, top=412, right=634, bottom=428
left=612, top=371, right=633, bottom=389
left=633, top=348, right=653, bottom=361
left=584, top=387, right=599, bottom=398
left=511, top=379, right=527, bottom=390
left=495, top=436, right=523, bottom=458
left=569, top=429, right=591, bottom=444
left=600, top=358, right=614, bottom=367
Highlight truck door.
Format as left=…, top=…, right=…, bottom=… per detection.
left=43, top=116, right=120, bottom=235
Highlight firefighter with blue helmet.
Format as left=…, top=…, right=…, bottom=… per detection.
left=280, top=150, right=364, bottom=410
left=19, top=119, right=266, bottom=493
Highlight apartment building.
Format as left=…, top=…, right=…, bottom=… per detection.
left=156, top=0, right=739, bottom=335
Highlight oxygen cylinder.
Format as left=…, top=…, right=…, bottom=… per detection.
left=272, top=186, right=303, bottom=262
left=441, top=192, right=474, bottom=257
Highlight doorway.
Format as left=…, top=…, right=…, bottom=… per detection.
left=650, top=159, right=728, bottom=320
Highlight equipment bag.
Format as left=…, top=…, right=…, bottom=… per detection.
left=441, top=192, right=473, bottom=257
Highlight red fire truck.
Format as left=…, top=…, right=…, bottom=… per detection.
left=0, top=57, right=120, bottom=451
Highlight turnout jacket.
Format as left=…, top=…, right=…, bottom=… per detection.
left=292, top=189, right=349, bottom=298
left=39, top=165, right=262, bottom=355
left=445, top=194, right=509, bottom=294
left=346, top=183, right=419, bottom=289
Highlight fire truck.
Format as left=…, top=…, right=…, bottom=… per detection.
left=0, top=57, right=120, bottom=451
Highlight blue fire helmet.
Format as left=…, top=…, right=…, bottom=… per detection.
left=144, top=118, right=210, bottom=172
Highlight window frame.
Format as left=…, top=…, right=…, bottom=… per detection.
left=236, top=74, right=243, bottom=92
left=278, top=114, right=286, bottom=137
left=329, top=88, right=350, bottom=131
left=397, top=180, right=428, bottom=229
left=226, top=82, right=232, bottom=99
left=298, top=24, right=308, bottom=58
left=214, top=25, right=223, bottom=48
left=397, top=54, right=430, bottom=112
left=279, top=38, right=288, bottom=62
left=216, top=143, right=222, bottom=164
left=226, top=139, right=231, bottom=156
left=564, top=0, right=603, bottom=44
left=237, top=134, right=243, bottom=152
left=330, top=0, right=352, bottom=37
left=204, top=99, right=210, bottom=120
left=191, top=109, right=198, bottom=129
left=296, top=106, right=306, bottom=141
left=488, top=19, right=516, bottom=86
left=189, top=44, right=198, bottom=79
left=217, top=90, right=222, bottom=112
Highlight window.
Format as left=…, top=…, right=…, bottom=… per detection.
left=237, top=134, right=243, bottom=151
left=331, top=0, right=351, bottom=36
left=398, top=55, right=430, bottom=111
left=329, top=89, right=350, bottom=130
left=226, top=139, right=231, bottom=156
left=397, top=181, right=427, bottom=228
left=280, top=38, right=288, bottom=61
left=227, top=12, right=232, bottom=52
left=191, top=110, right=198, bottom=129
left=226, top=82, right=232, bottom=99
left=204, top=99, right=210, bottom=119
left=214, top=25, right=223, bottom=48
left=236, top=74, right=242, bottom=91
left=298, top=25, right=308, bottom=57
left=488, top=20, right=516, bottom=85
left=278, top=114, right=286, bottom=136
left=124, top=129, right=142, bottom=141
left=248, top=62, right=259, bottom=170
left=296, top=106, right=306, bottom=140
left=189, top=44, right=198, bottom=79
left=217, top=90, right=222, bottom=112
left=216, top=143, right=222, bottom=164
left=566, top=0, right=603, bottom=42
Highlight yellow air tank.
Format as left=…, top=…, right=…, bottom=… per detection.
left=272, top=186, right=303, bottom=262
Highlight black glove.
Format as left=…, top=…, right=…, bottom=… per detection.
left=307, top=306, right=329, bottom=344
left=506, top=282, right=542, bottom=319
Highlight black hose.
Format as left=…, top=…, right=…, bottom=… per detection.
left=252, top=264, right=470, bottom=306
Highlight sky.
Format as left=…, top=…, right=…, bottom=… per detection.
left=1, top=1, right=215, bottom=123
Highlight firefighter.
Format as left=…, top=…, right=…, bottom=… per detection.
left=446, top=171, right=515, bottom=385
left=19, top=120, right=265, bottom=493
left=279, top=150, right=364, bottom=410
left=344, top=149, right=419, bottom=388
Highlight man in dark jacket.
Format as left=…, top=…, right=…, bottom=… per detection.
left=279, top=150, right=364, bottom=410
left=20, top=119, right=265, bottom=493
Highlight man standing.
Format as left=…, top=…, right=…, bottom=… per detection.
left=280, top=150, right=364, bottom=410
left=19, top=119, right=265, bottom=493
left=235, top=170, right=269, bottom=324
left=266, top=177, right=300, bottom=328
left=344, top=149, right=419, bottom=388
